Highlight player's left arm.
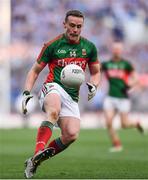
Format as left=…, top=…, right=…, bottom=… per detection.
left=89, top=63, right=101, bottom=88
left=86, top=62, right=101, bottom=101
left=86, top=43, right=101, bottom=100
left=88, top=42, right=101, bottom=87
left=127, top=70, right=139, bottom=88
left=125, top=61, right=139, bottom=90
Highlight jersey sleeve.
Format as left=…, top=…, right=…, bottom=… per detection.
left=126, top=61, right=134, bottom=73
left=88, top=43, right=99, bottom=66
left=101, top=62, right=106, bottom=71
left=36, top=43, right=52, bottom=67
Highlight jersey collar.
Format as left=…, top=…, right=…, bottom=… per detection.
left=63, top=33, right=80, bottom=44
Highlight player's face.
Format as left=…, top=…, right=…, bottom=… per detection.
left=112, top=43, right=123, bottom=59
left=64, top=16, right=84, bottom=43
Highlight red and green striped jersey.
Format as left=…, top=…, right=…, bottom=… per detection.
left=101, top=59, right=134, bottom=98
left=37, top=34, right=99, bottom=101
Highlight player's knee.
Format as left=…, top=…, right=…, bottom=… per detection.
left=121, top=122, right=128, bottom=128
left=121, top=120, right=129, bottom=128
left=68, top=132, right=79, bottom=142
left=47, top=108, right=59, bottom=121
left=64, top=131, right=79, bottom=144
left=106, top=122, right=112, bottom=129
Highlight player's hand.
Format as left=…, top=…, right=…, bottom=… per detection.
left=22, top=91, right=33, bottom=114
left=86, top=82, right=97, bottom=101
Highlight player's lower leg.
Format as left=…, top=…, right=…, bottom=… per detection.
left=120, top=113, right=144, bottom=133
left=136, top=121, right=144, bottom=133
left=109, top=137, right=123, bottom=152
left=24, top=147, right=55, bottom=179
left=24, top=137, right=71, bottom=178
left=47, top=137, right=70, bottom=155
left=121, top=120, right=144, bottom=133
left=24, top=121, right=54, bottom=179
left=108, top=127, right=123, bottom=152
left=34, top=121, right=54, bottom=154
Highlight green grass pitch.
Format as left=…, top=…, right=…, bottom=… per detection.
left=0, top=128, right=148, bottom=179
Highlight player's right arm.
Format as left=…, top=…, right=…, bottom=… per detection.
left=127, top=70, right=139, bottom=87
left=24, top=41, right=51, bottom=92
left=24, top=62, right=45, bottom=92
left=22, top=42, right=51, bottom=114
left=22, top=62, right=45, bottom=114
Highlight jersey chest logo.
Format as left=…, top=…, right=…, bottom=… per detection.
left=70, top=50, right=76, bottom=57
left=82, top=49, right=86, bottom=56
left=57, top=49, right=66, bottom=54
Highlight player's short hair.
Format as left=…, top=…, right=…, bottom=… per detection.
left=65, top=10, right=84, bottom=22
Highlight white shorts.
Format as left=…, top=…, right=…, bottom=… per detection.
left=38, top=82, right=80, bottom=119
left=103, top=96, right=131, bottom=113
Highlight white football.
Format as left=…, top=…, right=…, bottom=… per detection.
left=60, top=64, right=85, bottom=88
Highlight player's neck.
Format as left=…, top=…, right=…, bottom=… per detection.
left=64, top=33, right=80, bottom=44
left=112, top=55, right=121, bottom=61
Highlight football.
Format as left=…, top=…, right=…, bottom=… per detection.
left=60, top=64, right=85, bottom=88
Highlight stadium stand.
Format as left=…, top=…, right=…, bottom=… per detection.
left=10, top=0, right=148, bottom=114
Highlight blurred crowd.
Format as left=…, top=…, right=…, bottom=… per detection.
left=10, top=0, right=148, bottom=113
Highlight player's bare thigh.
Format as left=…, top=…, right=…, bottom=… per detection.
left=43, top=93, right=61, bottom=124
left=58, top=117, right=80, bottom=144
left=118, top=99, right=131, bottom=127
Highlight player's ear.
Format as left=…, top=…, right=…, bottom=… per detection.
left=63, top=21, right=66, bottom=29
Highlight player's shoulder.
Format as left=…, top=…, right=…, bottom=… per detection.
left=100, top=60, right=110, bottom=70
left=44, top=34, right=64, bottom=47
left=120, top=58, right=134, bottom=71
left=102, top=59, right=112, bottom=65
left=121, top=58, right=132, bottom=65
left=81, top=36, right=96, bottom=47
